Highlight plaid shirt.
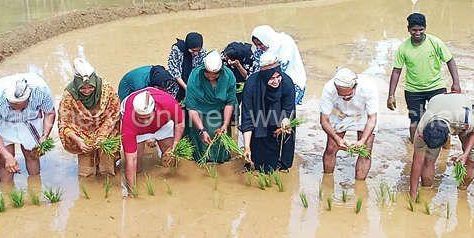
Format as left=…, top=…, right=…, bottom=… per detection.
left=0, top=87, right=55, bottom=123
left=167, top=44, right=206, bottom=79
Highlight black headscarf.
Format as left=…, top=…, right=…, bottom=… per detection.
left=149, top=65, right=178, bottom=97
left=175, top=32, right=203, bottom=101
left=407, top=13, right=426, bottom=28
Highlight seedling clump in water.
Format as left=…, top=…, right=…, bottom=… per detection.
left=327, top=197, right=333, bottom=211
left=43, top=187, right=63, bottom=203
left=271, top=171, right=284, bottom=192
left=145, top=174, right=155, bottom=196
left=30, top=192, right=40, bottom=206
left=0, top=194, right=5, bottom=212
left=81, top=185, right=90, bottom=199
left=10, top=190, right=25, bottom=208
left=342, top=190, right=348, bottom=203
left=299, top=192, right=308, bottom=208
left=453, top=162, right=467, bottom=186
left=355, top=197, right=363, bottom=214
left=104, top=176, right=112, bottom=199
left=423, top=201, right=431, bottom=215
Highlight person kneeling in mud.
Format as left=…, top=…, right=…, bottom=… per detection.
left=320, top=67, right=378, bottom=180
left=121, top=88, right=185, bottom=187
left=240, top=52, right=296, bottom=173
left=410, top=93, right=474, bottom=198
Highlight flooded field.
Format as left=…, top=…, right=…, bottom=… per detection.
left=1, top=0, right=474, bottom=237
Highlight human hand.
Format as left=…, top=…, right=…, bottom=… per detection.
left=200, top=131, right=212, bottom=145
left=4, top=153, right=20, bottom=173
left=336, top=137, right=349, bottom=150
left=387, top=96, right=396, bottom=110
left=451, top=83, right=461, bottom=93
left=243, top=147, right=253, bottom=165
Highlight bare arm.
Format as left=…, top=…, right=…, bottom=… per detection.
left=42, top=111, right=56, bottom=138
left=173, top=121, right=185, bottom=145
left=188, top=110, right=204, bottom=130
left=124, top=152, right=138, bottom=186
left=410, top=146, right=425, bottom=199
left=358, top=114, right=377, bottom=144
left=320, top=113, right=341, bottom=143
left=176, top=77, right=187, bottom=90
left=388, top=68, right=402, bottom=97
left=221, top=105, right=234, bottom=129
left=447, top=59, right=461, bottom=93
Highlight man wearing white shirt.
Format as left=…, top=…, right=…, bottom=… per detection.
left=319, top=67, right=378, bottom=180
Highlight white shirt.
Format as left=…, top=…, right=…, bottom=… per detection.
left=319, top=77, right=378, bottom=117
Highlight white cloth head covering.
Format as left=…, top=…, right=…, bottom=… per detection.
left=73, top=57, right=95, bottom=78
left=259, top=51, right=278, bottom=67
left=204, top=50, right=222, bottom=73
left=133, top=90, right=155, bottom=115
left=251, top=25, right=278, bottom=48
left=4, top=76, right=32, bottom=103
left=332, top=67, right=357, bottom=88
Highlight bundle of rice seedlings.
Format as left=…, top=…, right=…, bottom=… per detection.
left=145, top=174, right=155, bottom=196
left=342, top=190, right=348, bottom=203
left=104, top=176, right=112, bottom=199
left=81, top=185, right=90, bottom=200
left=29, top=191, right=40, bottom=206
left=347, top=145, right=371, bottom=159
left=163, top=179, right=172, bottom=196
left=272, top=172, right=284, bottom=192
left=43, top=187, right=63, bottom=203
left=290, top=118, right=305, bottom=128
left=99, top=136, right=121, bottom=157
left=169, top=137, right=195, bottom=167
left=299, top=192, right=308, bottom=208
left=219, top=134, right=244, bottom=156
left=37, top=137, right=55, bottom=156
left=9, top=190, right=25, bottom=208
left=274, top=118, right=305, bottom=136
left=355, top=197, right=363, bottom=214
left=453, top=161, right=467, bottom=186
left=0, top=194, right=5, bottom=212
left=327, top=197, right=333, bottom=211
left=423, top=201, right=431, bottom=215
left=236, top=82, right=245, bottom=94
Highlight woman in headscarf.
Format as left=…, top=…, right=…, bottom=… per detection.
left=184, top=51, right=237, bottom=163
left=240, top=52, right=296, bottom=173
left=168, top=32, right=207, bottom=102
left=251, top=25, right=307, bottom=105
left=58, top=58, right=121, bottom=177
left=222, top=42, right=254, bottom=105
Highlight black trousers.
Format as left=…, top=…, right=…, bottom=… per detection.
left=404, top=88, right=447, bottom=124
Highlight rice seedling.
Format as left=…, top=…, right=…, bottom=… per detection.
left=99, top=136, right=121, bottom=157
left=245, top=171, right=253, bottom=186
left=168, top=137, right=195, bottom=167
left=347, top=144, right=371, bottom=159
left=446, top=203, right=451, bottom=219
left=355, top=197, right=363, bottom=214
left=29, top=192, right=40, bottom=206
left=342, top=190, right=348, bottom=203
left=299, top=192, right=309, bottom=208
left=219, top=133, right=244, bottom=156
left=144, top=174, right=155, bottom=196
left=129, top=184, right=139, bottom=198
left=375, top=182, right=388, bottom=206
left=290, top=118, right=305, bottom=128
left=327, top=197, right=333, bottom=211
left=318, top=188, right=323, bottom=201
left=415, top=192, right=421, bottom=204
left=256, top=173, right=266, bottom=190
left=407, top=197, right=414, bottom=212
left=236, top=82, right=245, bottom=94
left=264, top=174, right=272, bottom=188
left=389, top=190, right=397, bottom=203
left=423, top=201, right=431, bottom=215
left=37, top=137, right=55, bottom=156
left=0, top=194, right=5, bottom=212
left=104, top=176, right=112, bottom=199
left=274, top=118, right=305, bottom=137
left=9, top=189, right=25, bottom=208
left=453, top=162, right=467, bottom=186
left=81, top=184, right=90, bottom=199
left=163, top=179, right=172, bottom=196
left=43, top=187, right=63, bottom=203
left=271, top=172, right=284, bottom=192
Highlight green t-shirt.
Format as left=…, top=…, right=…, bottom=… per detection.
left=393, top=34, right=453, bottom=92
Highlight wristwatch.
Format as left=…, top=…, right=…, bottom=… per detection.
left=197, top=128, right=208, bottom=136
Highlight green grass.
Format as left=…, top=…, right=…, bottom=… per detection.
left=453, top=162, right=467, bottom=186
left=43, top=187, right=63, bottom=203
left=145, top=174, right=155, bottom=196
left=327, top=197, right=333, bottom=211
left=423, top=201, right=431, bottom=215
left=299, top=192, right=308, bottom=208
left=0, top=194, right=5, bottom=212
left=355, top=197, right=363, bottom=214
left=81, top=184, right=90, bottom=199
left=104, top=176, right=112, bottom=199
left=29, top=192, right=40, bottom=206
left=9, top=189, right=25, bottom=208
left=342, top=190, right=348, bottom=203
left=164, top=179, right=172, bottom=196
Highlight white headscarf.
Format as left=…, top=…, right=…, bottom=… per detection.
left=259, top=51, right=278, bottom=67
left=251, top=25, right=307, bottom=89
left=204, top=50, right=222, bottom=73
left=133, top=91, right=155, bottom=115
left=332, top=67, right=357, bottom=88
left=73, top=57, right=95, bottom=78
left=4, top=77, right=32, bottom=103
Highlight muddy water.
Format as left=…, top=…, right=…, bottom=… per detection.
left=1, top=0, right=474, bottom=237
left=0, top=0, right=149, bottom=33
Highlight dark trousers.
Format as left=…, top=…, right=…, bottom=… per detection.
left=404, top=88, right=447, bottom=124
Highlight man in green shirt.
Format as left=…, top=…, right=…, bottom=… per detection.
left=387, top=13, right=461, bottom=141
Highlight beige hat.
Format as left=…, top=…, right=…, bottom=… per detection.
left=5, top=77, right=32, bottom=103
left=332, top=67, right=357, bottom=88
left=133, top=91, right=155, bottom=115
left=73, top=57, right=95, bottom=78
left=259, top=51, right=278, bottom=67
left=204, top=50, right=222, bottom=73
